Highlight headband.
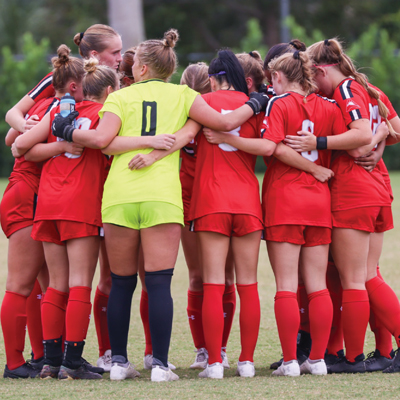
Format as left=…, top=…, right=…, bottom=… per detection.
left=208, top=71, right=226, bottom=77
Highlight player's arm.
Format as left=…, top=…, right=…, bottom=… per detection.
left=128, top=119, right=201, bottom=170
left=24, top=141, right=84, bottom=162
left=385, top=116, right=400, bottom=145
left=5, top=128, right=20, bottom=147
left=284, top=119, right=372, bottom=152
left=354, top=139, right=385, bottom=173
left=6, top=95, right=36, bottom=132
left=274, top=143, right=334, bottom=183
left=202, top=128, right=276, bottom=156
left=13, top=113, right=51, bottom=157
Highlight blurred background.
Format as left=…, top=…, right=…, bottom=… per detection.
left=1, top=0, right=400, bottom=175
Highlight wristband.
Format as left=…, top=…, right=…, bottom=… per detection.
left=316, top=136, right=327, bottom=150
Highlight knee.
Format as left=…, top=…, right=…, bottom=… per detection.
left=98, top=275, right=112, bottom=294
left=189, top=274, right=203, bottom=291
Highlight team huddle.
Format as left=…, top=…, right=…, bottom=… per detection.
left=1, top=22, right=400, bottom=382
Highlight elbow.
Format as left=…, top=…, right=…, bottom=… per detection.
left=5, top=110, right=11, bottom=125
left=92, top=137, right=109, bottom=149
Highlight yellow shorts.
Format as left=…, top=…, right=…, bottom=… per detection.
left=102, top=202, right=184, bottom=230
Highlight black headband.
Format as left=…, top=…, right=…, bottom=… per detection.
left=289, top=41, right=299, bottom=50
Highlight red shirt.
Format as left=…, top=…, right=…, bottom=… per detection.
left=188, top=90, right=263, bottom=222
left=28, top=72, right=55, bottom=103
left=34, top=100, right=107, bottom=226
left=331, top=79, right=391, bottom=210
left=261, top=92, right=346, bottom=227
left=10, top=97, right=59, bottom=193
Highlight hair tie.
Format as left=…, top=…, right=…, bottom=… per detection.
left=249, top=51, right=255, bottom=58
left=208, top=71, right=226, bottom=77
left=324, top=39, right=330, bottom=46
left=289, top=41, right=299, bottom=49
left=80, top=32, right=84, bottom=41
left=293, top=51, right=300, bottom=60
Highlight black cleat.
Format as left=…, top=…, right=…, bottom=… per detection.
left=365, top=350, right=393, bottom=372
left=3, top=363, right=40, bottom=379
left=328, top=353, right=366, bottom=374
left=325, top=349, right=345, bottom=367
left=81, top=358, right=104, bottom=375
left=270, top=358, right=283, bottom=370
left=383, top=348, right=400, bottom=373
left=29, top=357, right=45, bottom=372
left=296, top=330, right=311, bottom=365
left=58, top=364, right=103, bottom=380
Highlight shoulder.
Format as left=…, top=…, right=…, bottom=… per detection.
left=265, top=92, right=292, bottom=117
left=336, top=78, right=366, bottom=100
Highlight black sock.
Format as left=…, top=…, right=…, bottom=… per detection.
left=107, top=272, right=137, bottom=362
left=145, top=268, right=174, bottom=368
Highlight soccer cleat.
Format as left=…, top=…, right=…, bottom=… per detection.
left=365, top=350, right=393, bottom=372
left=272, top=360, right=300, bottom=377
left=190, top=348, right=208, bottom=369
left=96, top=349, right=112, bottom=372
left=383, top=348, right=400, bottom=373
left=3, top=363, right=40, bottom=379
left=324, top=350, right=345, bottom=367
left=198, top=362, right=224, bottom=379
left=151, top=365, right=179, bottom=382
left=81, top=357, right=104, bottom=374
left=27, top=356, right=45, bottom=372
left=300, top=358, right=327, bottom=375
left=58, top=364, right=103, bottom=380
left=221, top=349, right=230, bottom=369
left=270, top=357, right=283, bottom=370
left=236, top=361, right=255, bottom=378
left=110, top=361, right=140, bottom=381
left=328, top=353, right=366, bottom=374
left=296, top=330, right=311, bottom=365
left=143, top=354, right=176, bottom=370
left=39, top=364, right=60, bottom=380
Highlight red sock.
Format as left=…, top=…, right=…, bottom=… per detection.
left=308, top=289, right=333, bottom=360
left=274, top=291, right=299, bottom=362
left=93, top=287, right=110, bottom=357
left=26, top=279, right=44, bottom=360
left=366, top=276, right=400, bottom=348
left=187, top=290, right=205, bottom=349
left=326, top=261, right=343, bottom=356
left=341, top=289, right=369, bottom=362
left=1, top=291, right=28, bottom=370
left=42, top=287, right=68, bottom=340
left=203, top=283, right=225, bottom=364
left=222, top=284, right=236, bottom=350
left=65, top=286, right=91, bottom=342
left=237, top=283, right=260, bottom=362
left=297, top=284, right=310, bottom=333
left=140, top=290, right=152, bottom=355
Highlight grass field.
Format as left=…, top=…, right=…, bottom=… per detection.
left=1, top=174, right=400, bottom=399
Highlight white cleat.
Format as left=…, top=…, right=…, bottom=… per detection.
left=272, top=360, right=300, bottom=377
left=236, top=361, right=255, bottom=378
left=221, top=349, right=230, bottom=369
left=300, top=358, right=327, bottom=375
left=143, top=354, right=176, bottom=370
left=190, top=348, right=208, bottom=369
left=151, top=365, right=179, bottom=382
left=96, top=349, right=112, bottom=372
left=198, top=362, right=224, bottom=379
left=110, top=362, right=140, bottom=381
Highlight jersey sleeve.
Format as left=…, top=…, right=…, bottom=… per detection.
left=260, top=101, right=286, bottom=144
left=28, top=72, right=55, bottom=103
left=334, top=80, right=369, bottom=126
left=99, top=91, right=123, bottom=120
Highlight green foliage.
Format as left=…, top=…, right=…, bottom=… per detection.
left=234, top=18, right=268, bottom=58
left=0, top=32, right=50, bottom=176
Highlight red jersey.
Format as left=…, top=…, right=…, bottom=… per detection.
left=34, top=100, right=107, bottom=227
left=28, top=72, right=55, bottom=103
left=261, top=92, right=346, bottom=227
left=331, top=79, right=391, bottom=210
left=10, top=97, right=59, bottom=193
left=188, top=90, right=263, bottom=222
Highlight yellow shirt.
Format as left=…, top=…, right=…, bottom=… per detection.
left=100, top=79, right=198, bottom=212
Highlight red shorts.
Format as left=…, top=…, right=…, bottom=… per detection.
left=332, top=206, right=393, bottom=233
left=180, top=171, right=194, bottom=226
left=0, top=179, right=37, bottom=238
left=191, top=213, right=263, bottom=237
left=265, top=225, right=331, bottom=247
left=32, top=220, right=100, bottom=245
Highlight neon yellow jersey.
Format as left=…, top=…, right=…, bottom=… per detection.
left=100, top=79, right=198, bottom=212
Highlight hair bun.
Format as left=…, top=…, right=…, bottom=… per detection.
left=52, top=44, right=71, bottom=68
left=163, top=29, right=179, bottom=48
left=289, top=39, right=306, bottom=52
left=84, top=58, right=99, bottom=73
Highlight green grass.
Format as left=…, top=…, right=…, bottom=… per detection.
left=1, top=174, right=400, bottom=399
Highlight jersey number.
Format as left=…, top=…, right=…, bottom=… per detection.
left=141, top=101, right=157, bottom=136
left=300, top=119, right=318, bottom=162
left=218, top=109, right=240, bottom=152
